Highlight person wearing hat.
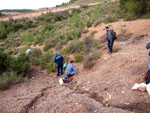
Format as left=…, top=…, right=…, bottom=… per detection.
left=65, top=60, right=77, bottom=77
left=105, top=26, right=115, bottom=54
left=54, top=52, right=64, bottom=76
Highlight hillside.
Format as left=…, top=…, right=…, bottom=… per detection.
left=0, top=0, right=150, bottom=113
left=1, top=19, right=150, bottom=113
left=0, top=0, right=111, bottom=21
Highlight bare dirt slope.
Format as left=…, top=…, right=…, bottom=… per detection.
left=0, top=19, right=150, bottom=113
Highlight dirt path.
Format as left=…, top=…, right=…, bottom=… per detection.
left=0, top=2, right=103, bottom=21
left=0, top=19, right=150, bottom=113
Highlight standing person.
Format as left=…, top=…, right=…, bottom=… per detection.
left=145, top=40, right=150, bottom=84
left=106, top=26, right=115, bottom=54
left=65, top=60, right=77, bottom=77
left=54, top=52, right=64, bottom=76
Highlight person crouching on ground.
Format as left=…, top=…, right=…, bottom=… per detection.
left=54, top=52, right=64, bottom=76
left=65, top=60, right=77, bottom=77
left=106, top=26, right=115, bottom=54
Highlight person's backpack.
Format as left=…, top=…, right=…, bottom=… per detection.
left=145, top=69, right=150, bottom=84
left=63, top=77, right=71, bottom=83
left=113, top=32, right=118, bottom=40
left=111, top=29, right=117, bottom=40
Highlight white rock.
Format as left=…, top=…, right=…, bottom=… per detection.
left=26, top=49, right=32, bottom=54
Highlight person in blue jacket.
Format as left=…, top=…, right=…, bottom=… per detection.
left=54, top=52, right=64, bottom=76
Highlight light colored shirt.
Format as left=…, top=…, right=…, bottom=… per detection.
left=65, top=63, right=77, bottom=75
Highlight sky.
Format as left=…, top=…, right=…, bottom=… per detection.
left=0, top=0, right=70, bottom=10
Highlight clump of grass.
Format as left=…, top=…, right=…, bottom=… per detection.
left=0, top=72, right=25, bottom=90
left=103, top=16, right=118, bottom=23
left=84, top=51, right=102, bottom=68
left=30, top=48, right=42, bottom=66
left=74, top=54, right=84, bottom=63
left=94, top=19, right=102, bottom=27
left=141, top=14, right=150, bottom=19
left=86, top=20, right=93, bottom=28
left=82, top=29, right=89, bottom=34
left=90, top=30, right=97, bottom=37
left=113, top=48, right=119, bottom=53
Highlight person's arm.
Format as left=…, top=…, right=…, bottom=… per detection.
left=54, top=56, right=56, bottom=63
left=72, top=65, right=78, bottom=74
left=62, top=56, right=64, bottom=62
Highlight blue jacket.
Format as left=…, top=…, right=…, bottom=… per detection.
left=54, top=54, right=64, bottom=66
left=65, top=63, right=77, bottom=75
left=106, top=29, right=114, bottom=41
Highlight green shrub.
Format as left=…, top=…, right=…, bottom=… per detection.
left=42, top=24, right=54, bottom=34
left=82, top=29, right=89, bottom=34
left=40, top=50, right=53, bottom=70
left=120, top=0, right=150, bottom=19
left=47, top=63, right=56, bottom=74
left=0, top=72, right=23, bottom=90
left=0, top=73, right=9, bottom=90
left=33, top=35, right=43, bottom=45
left=72, top=8, right=81, bottom=14
left=113, top=48, right=119, bottom=53
left=83, top=51, right=101, bottom=68
left=22, top=32, right=34, bottom=45
left=62, top=40, right=89, bottom=55
left=30, top=49, right=42, bottom=66
left=82, top=36, right=99, bottom=49
left=71, top=12, right=84, bottom=28
left=15, top=53, right=30, bottom=74
left=91, top=5, right=102, bottom=22
left=8, top=72, right=22, bottom=84
left=74, top=54, right=84, bottom=63
left=141, top=14, right=150, bottom=19
left=0, top=21, right=7, bottom=39
left=86, top=20, right=93, bottom=28
left=83, top=57, right=94, bottom=68
left=103, top=16, right=118, bottom=23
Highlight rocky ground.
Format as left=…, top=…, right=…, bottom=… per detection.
left=0, top=19, right=150, bottom=113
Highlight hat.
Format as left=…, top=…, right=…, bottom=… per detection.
left=105, top=26, right=109, bottom=29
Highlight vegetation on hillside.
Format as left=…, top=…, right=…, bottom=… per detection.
left=2, top=0, right=147, bottom=90
left=0, top=50, right=30, bottom=90
left=0, top=9, right=33, bottom=13
left=119, top=0, right=150, bottom=20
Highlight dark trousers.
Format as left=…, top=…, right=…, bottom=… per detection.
left=67, top=73, right=75, bottom=77
left=56, top=65, right=63, bottom=76
left=108, top=40, right=114, bottom=53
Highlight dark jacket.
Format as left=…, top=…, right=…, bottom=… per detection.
left=54, top=54, right=64, bottom=66
left=106, top=29, right=114, bottom=41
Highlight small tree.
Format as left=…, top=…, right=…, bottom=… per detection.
left=22, top=32, right=34, bottom=45
left=91, top=5, right=102, bottom=22
left=71, top=12, right=84, bottom=28
left=0, top=21, right=7, bottom=39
